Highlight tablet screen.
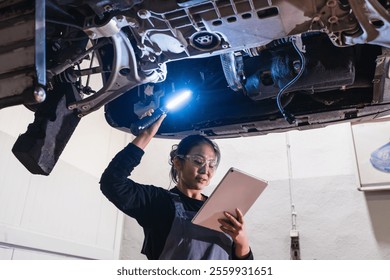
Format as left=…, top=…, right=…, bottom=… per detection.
left=192, top=167, right=268, bottom=232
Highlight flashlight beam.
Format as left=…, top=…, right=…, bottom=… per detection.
left=165, top=90, right=192, bottom=110
left=130, top=89, right=192, bottom=136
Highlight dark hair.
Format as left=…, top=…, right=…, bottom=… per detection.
left=169, top=135, right=221, bottom=184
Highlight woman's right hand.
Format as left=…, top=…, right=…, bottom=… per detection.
left=218, top=208, right=251, bottom=259
left=132, top=109, right=166, bottom=150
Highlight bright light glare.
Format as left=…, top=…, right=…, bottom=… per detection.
left=165, top=90, right=192, bottom=110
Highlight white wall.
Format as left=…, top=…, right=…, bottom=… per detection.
left=1, top=104, right=389, bottom=260
left=0, top=105, right=127, bottom=260
left=121, top=123, right=390, bottom=260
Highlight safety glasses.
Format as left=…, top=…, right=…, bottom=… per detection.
left=177, top=154, right=218, bottom=169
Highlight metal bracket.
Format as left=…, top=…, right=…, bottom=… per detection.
left=347, top=0, right=390, bottom=48
left=68, top=31, right=167, bottom=117
left=372, top=47, right=390, bottom=103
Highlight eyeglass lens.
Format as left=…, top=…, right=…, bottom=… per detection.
left=187, top=155, right=217, bottom=168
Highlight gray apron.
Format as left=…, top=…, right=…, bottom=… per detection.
left=159, top=193, right=233, bottom=260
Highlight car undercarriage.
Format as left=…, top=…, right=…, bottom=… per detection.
left=0, top=0, right=389, bottom=174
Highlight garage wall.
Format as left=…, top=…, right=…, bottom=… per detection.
left=0, top=106, right=127, bottom=260
left=1, top=104, right=389, bottom=260
left=121, top=122, right=390, bottom=260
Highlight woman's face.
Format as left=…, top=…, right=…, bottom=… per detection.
left=177, top=143, right=218, bottom=191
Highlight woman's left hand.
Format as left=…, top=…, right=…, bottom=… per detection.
left=218, top=208, right=250, bottom=258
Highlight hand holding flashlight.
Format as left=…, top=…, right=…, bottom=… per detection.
left=130, top=90, right=192, bottom=136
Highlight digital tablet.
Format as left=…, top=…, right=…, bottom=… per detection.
left=192, top=167, right=268, bottom=232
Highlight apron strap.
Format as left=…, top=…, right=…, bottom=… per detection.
left=168, top=192, right=193, bottom=219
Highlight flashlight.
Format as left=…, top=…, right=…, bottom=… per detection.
left=130, top=89, right=192, bottom=136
